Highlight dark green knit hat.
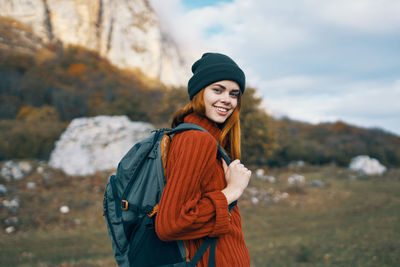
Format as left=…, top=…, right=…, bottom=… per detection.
left=188, top=52, right=246, bottom=100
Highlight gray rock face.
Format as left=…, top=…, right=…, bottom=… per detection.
left=49, top=115, right=154, bottom=176
left=0, top=0, right=189, bottom=86
left=349, top=155, right=387, bottom=176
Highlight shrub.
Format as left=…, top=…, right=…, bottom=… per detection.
left=0, top=120, right=66, bottom=160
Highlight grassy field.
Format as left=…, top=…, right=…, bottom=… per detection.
left=0, top=163, right=399, bottom=266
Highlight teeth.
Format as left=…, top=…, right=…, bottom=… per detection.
left=216, top=107, right=228, bottom=112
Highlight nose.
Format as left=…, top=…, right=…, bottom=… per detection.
left=220, top=91, right=231, bottom=105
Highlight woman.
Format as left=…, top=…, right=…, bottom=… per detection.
left=155, top=52, right=251, bottom=266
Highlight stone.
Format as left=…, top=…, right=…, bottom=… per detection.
left=254, top=168, right=276, bottom=183
left=60, top=205, right=70, bottom=214
left=244, top=186, right=289, bottom=204
left=2, top=198, right=19, bottom=215
left=255, top=169, right=265, bottom=177
left=5, top=226, right=15, bottom=234
left=26, top=182, right=36, bottom=189
left=309, top=180, right=325, bottom=187
left=1, top=161, right=23, bottom=181
left=246, top=187, right=259, bottom=196
left=288, top=174, right=305, bottom=185
left=49, top=115, right=154, bottom=176
left=18, top=161, right=32, bottom=174
left=349, top=155, right=387, bottom=176
left=288, top=160, right=305, bottom=167
left=0, top=184, right=7, bottom=196
left=0, top=161, right=32, bottom=181
left=4, top=216, right=19, bottom=226
left=36, top=166, right=44, bottom=174
left=251, top=197, right=259, bottom=205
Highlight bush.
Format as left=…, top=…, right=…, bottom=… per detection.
left=0, top=120, right=66, bottom=160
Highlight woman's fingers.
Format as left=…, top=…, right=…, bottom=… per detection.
left=222, top=159, right=251, bottom=180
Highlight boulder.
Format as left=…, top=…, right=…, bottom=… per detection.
left=349, top=155, right=386, bottom=176
left=49, top=115, right=154, bottom=176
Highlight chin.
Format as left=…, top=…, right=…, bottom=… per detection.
left=210, top=115, right=229, bottom=124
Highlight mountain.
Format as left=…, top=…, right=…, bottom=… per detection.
left=0, top=0, right=189, bottom=86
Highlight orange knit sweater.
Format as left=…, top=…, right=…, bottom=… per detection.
left=155, top=113, right=250, bottom=267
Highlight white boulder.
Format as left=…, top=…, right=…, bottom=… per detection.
left=49, top=115, right=154, bottom=176
left=349, top=155, right=386, bottom=176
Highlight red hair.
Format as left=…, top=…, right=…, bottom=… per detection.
left=171, top=89, right=242, bottom=160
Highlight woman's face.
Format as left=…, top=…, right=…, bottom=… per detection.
left=203, top=80, right=240, bottom=124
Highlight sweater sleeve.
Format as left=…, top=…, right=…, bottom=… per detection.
left=155, top=131, right=231, bottom=241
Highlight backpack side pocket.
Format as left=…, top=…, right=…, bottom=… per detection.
left=104, top=176, right=129, bottom=256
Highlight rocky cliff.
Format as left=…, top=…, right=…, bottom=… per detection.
left=0, top=0, right=189, bottom=86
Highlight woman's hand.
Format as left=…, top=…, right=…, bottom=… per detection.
left=221, top=159, right=251, bottom=204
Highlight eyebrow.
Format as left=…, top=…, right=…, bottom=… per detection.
left=213, top=84, right=240, bottom=91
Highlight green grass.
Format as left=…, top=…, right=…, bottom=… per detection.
left=0, top=230, right=114, bottom=266
left=242, top=166, right=400, bottom=266
left=0, top=164, right=399, bottom=266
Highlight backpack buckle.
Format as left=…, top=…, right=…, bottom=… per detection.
left=147, top=204, right=159, bottom=217
left=121, top=200, right=129, bottom=211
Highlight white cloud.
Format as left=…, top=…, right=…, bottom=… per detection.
left=262, top=78, right=400, bottom=134
left=149, top=0, right=400, bottom=135
left=312, top=0, right=400, bottom=33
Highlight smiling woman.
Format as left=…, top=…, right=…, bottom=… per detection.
left=203, top=81, right=239, bottom=124
left=155, top=52, right=251, bottom=266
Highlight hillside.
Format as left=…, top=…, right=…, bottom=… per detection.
left=271, top=118, right=400, bottom=167
left=1, top=39, right=400, bottom=167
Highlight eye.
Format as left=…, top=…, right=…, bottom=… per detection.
left=230, top=92, right=240, bottom=98
left=213, top=88, right=222, bottom=93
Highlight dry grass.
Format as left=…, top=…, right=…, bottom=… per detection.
left=0, top=163, right=399, bottom=266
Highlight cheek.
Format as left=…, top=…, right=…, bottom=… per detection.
left=232, top=98, right=238, bottom=109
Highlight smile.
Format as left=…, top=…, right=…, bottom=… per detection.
left=214, top=106, right=230, bottom=113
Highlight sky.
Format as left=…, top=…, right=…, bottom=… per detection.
left=150, top=0, right=400, bottom=136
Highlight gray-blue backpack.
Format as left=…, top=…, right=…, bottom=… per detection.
left=103, top=123, right=236, bottom=267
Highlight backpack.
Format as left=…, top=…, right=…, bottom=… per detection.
left=103, top=123, right=236, bottom=267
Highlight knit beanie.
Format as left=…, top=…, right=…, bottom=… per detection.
left=188, top=52, right=246, bottom=100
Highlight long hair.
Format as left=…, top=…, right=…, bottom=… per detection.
left=171, top=89, right=242, bottom=160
